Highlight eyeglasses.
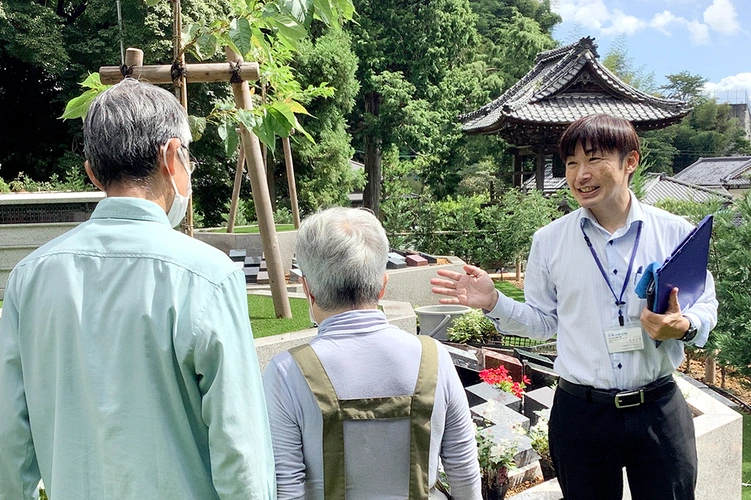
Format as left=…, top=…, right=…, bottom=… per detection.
left=179, top=144, right=198, bottom=174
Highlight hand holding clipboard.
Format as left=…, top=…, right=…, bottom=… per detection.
left=635, top=215, right=713, bottom=346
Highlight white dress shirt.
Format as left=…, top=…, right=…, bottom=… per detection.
left=486, top=192, right=718, bottom=390
left=263, top=309, right=482, bottom=500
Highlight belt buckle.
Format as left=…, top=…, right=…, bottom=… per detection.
left=614, top=389, right=644, bottom=408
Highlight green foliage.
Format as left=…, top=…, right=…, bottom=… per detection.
left=655, top=196, right=751, bottom=377
left=659, top=71, right=708, bottom=102
left=447, top=309, right=500, bottom=344
left=601, top=35, right=657, bottom=94
left=382, top=188, right=561, bottom=268
left=60, top=73, right=110, bottom=120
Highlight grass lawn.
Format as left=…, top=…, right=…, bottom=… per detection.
left=208, top=224, right=296, bottom=234
left=494, top=280, right=525, bottom=302
left=744, top=412, right=751, bottom=499
left=248, top=294, right=313, bottom=338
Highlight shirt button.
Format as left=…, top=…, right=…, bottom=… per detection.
left=613, top=269, right=618, bottom=275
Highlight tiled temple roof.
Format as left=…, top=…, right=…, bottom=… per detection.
left=461, top=37, right=690, bottom=145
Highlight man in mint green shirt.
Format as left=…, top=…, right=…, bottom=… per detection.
left=0, top=78, right=275, bottom=499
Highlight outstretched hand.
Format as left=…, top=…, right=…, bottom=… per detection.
left=640, top=287, right=690, bottom=341
left=430, top=265, right=498, bottom=311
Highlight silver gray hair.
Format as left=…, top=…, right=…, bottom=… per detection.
left=296, top=207, right=389, bottom=311
left=83, top=78, right=191, bottom=189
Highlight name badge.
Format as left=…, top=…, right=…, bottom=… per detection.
left=604, top=321, right=644, bottom=353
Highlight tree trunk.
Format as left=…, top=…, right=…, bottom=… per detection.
left=363, top=91, right=382, bottom=219
left=705, top=353, right=716, bottom=385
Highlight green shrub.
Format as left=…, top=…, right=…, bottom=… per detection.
left=447, top=309, right=500, bottom=344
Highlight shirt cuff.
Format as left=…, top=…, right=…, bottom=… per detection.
left=484, top=290, right=515, bottom=320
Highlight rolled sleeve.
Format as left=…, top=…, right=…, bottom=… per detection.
left=193, top=271, right=276, bottom=499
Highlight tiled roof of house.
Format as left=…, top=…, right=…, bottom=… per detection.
left=673, top=156, right=751, bottom=188
left=461, top=37, right=690, bottom=141
left=522, top=169, right=731, bottom=205
left=640, top=174, right=732, bottom=205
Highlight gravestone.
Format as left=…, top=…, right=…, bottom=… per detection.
left=243, top=267, right=259, bottom=284
left=257, top=271, right=269, bottom=285
left=406, top=254, right=428, bottom=266
left=387, top=252, right=407, bottom=269
left=466, top=382, right=522, bottom=412
left=524, top=386, right=555, bottom=426
left=483, top=349, right=524, bottom=382
left=229, top=249, right=247, bottom=262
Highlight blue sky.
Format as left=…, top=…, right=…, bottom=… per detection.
left=550, top=0, right=751, bottom=97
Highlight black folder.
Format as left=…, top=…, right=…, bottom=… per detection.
left=647, top=215, right=713, bottom=314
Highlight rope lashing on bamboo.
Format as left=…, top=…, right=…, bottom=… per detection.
left=229, top=60, right=244, bottom=84
left=120, top=64, right=134, bottom=78
left=171, top=59, right=188, bottom=86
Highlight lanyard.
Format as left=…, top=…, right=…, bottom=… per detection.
left=580, top=219, right=643, bottom=327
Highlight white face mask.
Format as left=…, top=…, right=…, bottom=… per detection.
left=163, top=145, right=192, bottom=228
left=307, top=293, right=318, bottom=327
left=303, top=277, right=318, bottom=327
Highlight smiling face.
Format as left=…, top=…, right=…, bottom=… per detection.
left=565, top=142, right=638, bottom=229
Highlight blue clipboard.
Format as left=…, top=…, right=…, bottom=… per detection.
left=647, top=214, right=713, bottom=314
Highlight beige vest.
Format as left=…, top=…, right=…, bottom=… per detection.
left=290, top=335, right=440, bottom=499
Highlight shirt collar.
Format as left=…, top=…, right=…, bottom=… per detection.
left=90, top=197, right=171, bottom=226
left=317, top=309, right=390, bottom=336
left=579, top=190, right=645, bottom=238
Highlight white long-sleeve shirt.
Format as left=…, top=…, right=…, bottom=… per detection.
left=263, top=309, right=482, bottom=500
left=487, top=192, right=718, bottom=391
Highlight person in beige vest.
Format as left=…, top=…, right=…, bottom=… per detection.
left=263, top=207, right=482, bottom=499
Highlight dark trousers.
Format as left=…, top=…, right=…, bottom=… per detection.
left=549, top=382, right=697, bottom=500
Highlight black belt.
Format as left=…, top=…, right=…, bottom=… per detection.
left=558, top=376, right=675, bottom=409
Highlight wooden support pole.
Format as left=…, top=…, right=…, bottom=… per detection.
left=226, top=47, right=291, bottom=319
left=99, top=61, right=260, bottom=85
left=227, top=139, right=245, bottom=233
left=535, top=149, right=545, bottom=192
left=282, top=136, right=301, bottom=229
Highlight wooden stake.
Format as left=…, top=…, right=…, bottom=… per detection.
left=282, top=136, right=301, bottom=229
left=227, top=138, right=245, bottom=233
left=226, top=47, right=291, bottom=318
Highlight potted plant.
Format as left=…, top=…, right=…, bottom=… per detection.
left=476, top=426, right=518, bottom=500
left=446, top=309, right=502, bottom=345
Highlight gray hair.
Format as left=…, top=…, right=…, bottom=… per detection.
left=83, top=78, right=191, bottom=189
left=296, top=207, right=389, bottom=311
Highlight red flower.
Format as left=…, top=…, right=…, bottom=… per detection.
left=479, top=366, right=527, bottom=396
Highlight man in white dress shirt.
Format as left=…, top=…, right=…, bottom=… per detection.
left=263, top=207, right=482, bottom=499
left=431, top=114, right=717, bottom=500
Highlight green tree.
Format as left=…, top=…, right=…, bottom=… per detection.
left=601, top=35, right=658, bottom=94
left=347, top=0, right=480, bottom=217
left=659, top=71, right=708, bottom=103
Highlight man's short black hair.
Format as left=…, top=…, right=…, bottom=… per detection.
left=559, top=113, right=640, bottom=161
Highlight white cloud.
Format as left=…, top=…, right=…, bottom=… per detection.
left=601, top=10, right=645, bottom=35
left=649, top=10, right=680, bottom=35
left=553, top=0, right=645, bottom=35
left=703, top=0, right=741, bottom=36
left=685, top=20, right=711, bottom=45
left=703, top=72, right=751, bottom=93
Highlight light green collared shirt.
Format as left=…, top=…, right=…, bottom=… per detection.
left=0, top=197, right=275, bottom=499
